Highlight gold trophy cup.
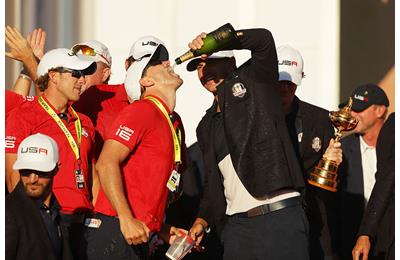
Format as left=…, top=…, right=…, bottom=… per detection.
left=308, top=97, right=358, bottom=192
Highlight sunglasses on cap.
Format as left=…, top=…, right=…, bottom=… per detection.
left=19, top=169, right=55, bottom=178
left=50, top=67, right=86, bottom=79
left=71, top=44, right=111, bottom=66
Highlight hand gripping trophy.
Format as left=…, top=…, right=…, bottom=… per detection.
left=308, top=97, right=358, bottom=192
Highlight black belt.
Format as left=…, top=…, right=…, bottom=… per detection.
left=60, top=212, right=90, bottom=224
left=235, top=196, right=301, bottom=218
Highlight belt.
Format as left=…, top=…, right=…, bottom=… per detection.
left=60, top=212, right=89, bottom=224
left=235, top=197, right=301, bottom=218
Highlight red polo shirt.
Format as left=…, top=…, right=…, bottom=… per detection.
left=73, top=84, right=129, bottom=159
left=94, top=96, right=176, bottom=232
left=5, top=96, right=95, bottom=214
left=5, top=90, right=34, bottom=119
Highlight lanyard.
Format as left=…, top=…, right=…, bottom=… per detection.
left=38, top=97, right=82, bottom=160
left=145, top=96, right=181, bottom=165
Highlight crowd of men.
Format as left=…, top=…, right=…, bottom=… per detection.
left=5, top=24, right=394, bottom=260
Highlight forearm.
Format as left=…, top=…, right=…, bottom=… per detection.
left=234, top=28, right=277, bottom=81
left=11, top=76, right=31, bottom=96
left=96, top=162, right=133, bottom=218
left=22, top=55, right=42, bottom=95
left=91, top=163, right=100, bottom=205
left=21, top=54, right=38, bottom=81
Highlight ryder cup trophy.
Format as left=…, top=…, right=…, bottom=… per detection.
left=308, top=97, right=358, bottom=192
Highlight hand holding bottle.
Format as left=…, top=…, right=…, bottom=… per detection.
left=175, top=23, right=239, bottom=65
left=188, top=32, right=208, bottom=59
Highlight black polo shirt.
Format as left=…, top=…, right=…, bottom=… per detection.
left=35, top=196, right=62, bottom=259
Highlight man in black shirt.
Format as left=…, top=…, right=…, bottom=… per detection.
left=6, top=133, right=72, bottom=260
left=186, top=27, right=308, bottom=259
left=276, top=45, right=342, bottom=259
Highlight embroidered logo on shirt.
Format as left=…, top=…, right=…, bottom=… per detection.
left=116, top=125, right=134, bottom=141
left=311, top=137, right=322, bottom=152
left=232, top=82, right=247, bottom=98
left=22, top=96, right=35, bottom=102
left=5, top=136, right=16, bottom=149
left=82, top=128, right=89, bottom=138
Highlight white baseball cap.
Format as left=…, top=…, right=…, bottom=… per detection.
left=71, top=40, right=112, bottom=67
left=186, top=50, right=235, bottom=72
left=124, top=36, right=169, bottom=101
left=277, top=45, right=304, bottom=86
left=37, top=48, right=96, bottom=78
left=13, top=133, right=59, bottom=172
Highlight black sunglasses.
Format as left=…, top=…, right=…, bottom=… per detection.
left=51, top=67, right=85, bottom=79
left=20, top=169, right=54, bottom=178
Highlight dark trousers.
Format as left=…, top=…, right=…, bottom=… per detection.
left=60, top=213, right=88, bottom=260
left=221, top=204, right=309, bottom=260
left=86, top=213, right=149, bottom=260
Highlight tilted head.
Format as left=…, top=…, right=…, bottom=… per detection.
left=186, top=50, right=236, bottom=94
left=340, top=83, right=389, bottom=135
left=124, top=35, right=181, bottom=101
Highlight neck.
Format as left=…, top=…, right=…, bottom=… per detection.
left=42, top=190, right=52, bottom=208
left=43, top=90, right=68, bottom=113
left=145, top=89, right=176, bottom=112
left=360, top=121, right=384, bottom=147
left=282, top=103, right=291, bottom=114
left=214, top=95, right=221, bottom=112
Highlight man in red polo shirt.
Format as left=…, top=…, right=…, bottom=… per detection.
left=5, top=48, right=96, bottom=260
left=86, top=39, right=185, bottom=260
left=73, top=36, right=170, bottom=158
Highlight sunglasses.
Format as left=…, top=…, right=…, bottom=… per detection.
left=72, top=44, right=111, bottom=66
left=20, top=169, right=54, bottom=178
left=51, top=67, right=86, bottom=79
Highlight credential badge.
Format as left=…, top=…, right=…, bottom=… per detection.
left=311, top=137, right=322, bottom=152
left=232, top=82, right=247, bottom=98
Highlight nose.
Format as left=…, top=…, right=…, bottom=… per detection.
left=78, top=75, right=86, bottom=85
left=28, top=173, right=39, bottom=183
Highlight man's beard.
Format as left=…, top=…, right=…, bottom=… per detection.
left=23, top=182, right=51, bottom=199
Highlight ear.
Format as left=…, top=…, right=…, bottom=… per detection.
left=48, top=71, right=59, bottom=85
left=375, top=105, right=387, bottom=118
left=125, top=59, right=130, bottom=71
left=102, top=67, right=111, bottom=82
left=139, top=76, right=155, bottom=89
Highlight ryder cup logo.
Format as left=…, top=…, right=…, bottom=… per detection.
left=311, top=137, right=322, bottom=152
left=232, top=82, right=247, bottom=98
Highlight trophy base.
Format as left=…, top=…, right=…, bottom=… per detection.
left=308, top=176, right=337, bottom=192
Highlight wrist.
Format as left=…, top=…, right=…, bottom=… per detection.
left=19, top=73, right=31, bottom=82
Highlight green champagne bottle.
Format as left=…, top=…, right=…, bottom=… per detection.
left=175, top=23, right=240, bottom=65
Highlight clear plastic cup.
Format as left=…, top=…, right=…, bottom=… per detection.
left=165, top=231, right=195, bottom=260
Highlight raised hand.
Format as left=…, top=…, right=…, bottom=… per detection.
left=5, top=26, right=35, bottom=63
left=27, top=28, right=46, bottom=60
